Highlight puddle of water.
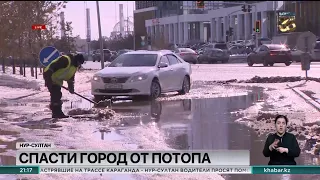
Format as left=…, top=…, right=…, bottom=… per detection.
left=86, top=88, right=316, bottom=180
left=93, top=129, right=124, bottom=141
left=93, top=128, right=140, bottom=150
left=64, top=87, right=318, bottom=179
left=13, top=118, right=62, bottom=130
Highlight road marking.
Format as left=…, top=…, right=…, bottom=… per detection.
left=44, top=49, right=58, bottom=63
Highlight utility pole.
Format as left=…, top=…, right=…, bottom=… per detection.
left=36, top=2, right=42, bottom=76
left=133, top=2, right=136, bottom=50
left=86, top=8, right=91, bottom=61
left=96, top=1, right=104, bottom=69
left=274, top=1, right=278, bottom=38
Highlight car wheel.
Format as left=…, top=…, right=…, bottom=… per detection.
left=178, top=76, right=190, bottom=95
left=285, top=62, right=291, bottom=66
left=150, top=80, right=161, bottom=100
left=269, top=63, right=274, bottom=66
left=263, top=59, right=269, bottom=66
left=247, top=57, right=254, bottom=66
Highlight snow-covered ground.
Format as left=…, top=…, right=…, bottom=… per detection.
left=0, top=69, right=226, bottom=180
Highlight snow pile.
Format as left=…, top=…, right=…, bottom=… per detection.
left=239, top=76, right=306, bottom=83
left=0, top=74, right=41, bottom=90
left=203, top=76, right=320, bottom=84
left=238, top=76, right=320, bottom=83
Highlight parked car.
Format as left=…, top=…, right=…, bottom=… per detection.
left=198, top=48, right=230, bottom=64
left=247, top=44, right=292, bottom=67
left=313, top=41, right=320, bottom=61
left=93, top=49, right=112, bottom=62
left=110, top=49, right=134, bottom=61
left=229, top=45, right=247, bottom=55
left=174, top=48, right=198, bottom=64
left=258, top=37, right=272, bottom=45
left=290, top=41, right=320, bottom=62
left=204, top=42, right=230, bottom=54
left=91, top=50, right=192, bottom=101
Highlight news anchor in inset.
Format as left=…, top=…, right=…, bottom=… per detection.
left=263, top=115, right=301, bottom=165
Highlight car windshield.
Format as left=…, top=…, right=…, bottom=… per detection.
left=109, top=54, right=157, bottom=67
left=314, top=42, right=320, bottom=49
left=268, top=45, right=289, bottom=50
left=215, top=44, right=228, bottom=49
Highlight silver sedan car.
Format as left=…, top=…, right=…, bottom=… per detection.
left=174, top=48, right=198, bottom=64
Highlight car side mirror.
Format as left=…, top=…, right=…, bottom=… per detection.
left=158, top=62, right=168, bottom=68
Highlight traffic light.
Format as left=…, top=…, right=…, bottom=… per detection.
left=196, top=1, right=204, bottom=8
left=255, top=20, right=261, bottom=33
left=241, top=5, right=246, bottom=12
left=229, top=27, right=234, bottom=36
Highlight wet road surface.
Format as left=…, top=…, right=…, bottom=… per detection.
left=1, top=86, right=320, bottom=180
left=69, top=87, right=320, bottom=180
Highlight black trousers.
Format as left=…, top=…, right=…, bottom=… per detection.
left=48, top=84, right=62, bottom=106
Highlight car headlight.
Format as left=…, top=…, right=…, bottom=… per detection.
left=92, top=75, right=101, bottom=81
left=129, top=74, right=148, bottom=82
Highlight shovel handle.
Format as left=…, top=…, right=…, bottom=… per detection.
left=61, top=86, right=98, bottom=105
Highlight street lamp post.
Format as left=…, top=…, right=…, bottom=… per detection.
left=96, top=1, right=104, bottom=69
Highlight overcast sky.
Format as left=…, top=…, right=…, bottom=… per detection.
left=63, top=1, right=135, bottom=40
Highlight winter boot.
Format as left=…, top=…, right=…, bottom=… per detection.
left=52, top=104, right=69, bottom=119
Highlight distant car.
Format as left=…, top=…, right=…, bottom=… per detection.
left=247, top=44, right=292, bottom=67
left=291, top=41, right=320, bottom=62
left=93, top=49, right=112, bottom=62
left=91, top=50, right=192, bottom=101
left=229, top=45, right=247, bottom=55
left=198, top=48, right=229, bottom=64
left=312, top=41, right=320, bottom=61
left=203, top=43, right=230, bottom=61
left=174, top=48, right=198, bottom=64
left=110, top=49, right=134, bottom=61
left=258, top=37, right=272, bottom=45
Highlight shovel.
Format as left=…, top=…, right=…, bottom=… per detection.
left=61, top=86, right=99, bottom=105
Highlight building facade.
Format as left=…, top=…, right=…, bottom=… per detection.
left=133, top=7, right=156, bottom=49
left=284, top=1, right=320, bottom=36
left=134, top=1, right=294, bottom=48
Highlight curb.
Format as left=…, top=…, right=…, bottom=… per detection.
left=286, top=84, right=320, bottom=111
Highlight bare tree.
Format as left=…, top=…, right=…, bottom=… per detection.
left=0, top=1, right=68, bottom=63
left=53, top=21, right=77, bottom=53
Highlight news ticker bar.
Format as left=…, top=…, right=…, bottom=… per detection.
left=6, top=166, right=320, bottom=174
left=16, top=150, right=250, bottom=166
